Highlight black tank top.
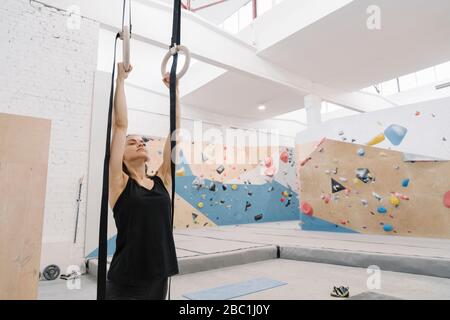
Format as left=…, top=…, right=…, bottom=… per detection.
left=107, top=175, right=178, bottom=286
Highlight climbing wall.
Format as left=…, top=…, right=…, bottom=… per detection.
left=85, top=137, right=299, bottom=258
left=297, top=139, right=450, bottom=239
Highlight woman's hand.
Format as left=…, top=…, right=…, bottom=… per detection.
left=117, top=63, right=133, bottom=82
left=162, top=72, right=179, bottom=91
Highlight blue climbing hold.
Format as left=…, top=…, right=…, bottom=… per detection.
left=357, top=148, right=365, bottom=157
left=383, top=224, right=394, bottom=232
left=377, top=206, right=387, bottom=214
left=402, top=178, right=410, bottom=188
left=384, top=124, right=408, bottom=146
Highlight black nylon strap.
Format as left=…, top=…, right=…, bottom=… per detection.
left=97, top=32, right=120, bottom=301
left=168, top=0, right=182, bottom=301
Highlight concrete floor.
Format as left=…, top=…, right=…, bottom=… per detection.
left=39, top=221, right=450, bottom=300
left=39, top=259, right=450, bottom=300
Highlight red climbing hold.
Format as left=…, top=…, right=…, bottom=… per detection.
left=280, top=150, right=289, bottom=163
left=444, top=191, right=450, bottom=208
left=301, top=202, right=313, bottom=216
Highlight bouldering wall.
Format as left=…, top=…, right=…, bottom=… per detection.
left=85, top=136, right=299, bottom=258
left=297, top=139, right=450, bottom=238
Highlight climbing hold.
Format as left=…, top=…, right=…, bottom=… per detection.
left=377, top=206, right=387, bottom=214
left=444, top=191, right=450, bottom=208
left=282, top=191, right=290, bottom=197
left=356, top=168, right=373, bottom=184
left=280, top=197, right=286, bottom=203
left=331, top=178, right=347, bottom=193
left=197, top=202, right=204, bottom=209
left=402, top=178, right=410, bottom=188
left=415, top=111, right=421, bottom=116
left=372, top=192, right=383, bottom=201
left=338, top=130, right=344, bottom=136
left=300, top=202, right=313, bottom=216
left=216, top=165, right=225, bottom=175
left=254, top=214, right=263, bottom=222
left=265, top=157, right=273, bottom=168
left=245, top=201, right=252, bottom=211
left=367, top=133, right=385, bottom=146
left=209, top=182, right=217, bottom=192
left=383, top=224, right=394, bottom=232
left=390, top=195, right=400, bottom=207
left=280, top=150, right=289, bottom=163
left=357, top=148, right=365, bottom=157
left=339, top=177, right=348, bottom=182
left=322, top=194, right=331, bottom=204
left=222, top=184, right=228, bottom=191
left=192, top=213, right=198, bottom=220
left=344, top=189, right=351, bottom=196
left=176, top=167, right=185, bottom=176
left=300, top=157, right=312, bottom=167
left=231, top=184, right=238, bottom=191
left=384, top=124, right=408, bottom=146
left=268, top=186, right=274, bottom=192
left=361, top=199, right=368, bottom=206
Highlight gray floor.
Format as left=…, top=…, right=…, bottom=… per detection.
left=39, top=221, right=450, bottom=300
left=39, top=259, right=450, bottom=300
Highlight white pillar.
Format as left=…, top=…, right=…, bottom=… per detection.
left=304, top=94, right=322, bottom=127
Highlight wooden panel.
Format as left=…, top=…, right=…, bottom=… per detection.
left=298, top=139, right=450, bottom=239
left=0, top=113, right=51, bottom=300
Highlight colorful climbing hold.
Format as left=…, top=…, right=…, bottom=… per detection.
left=377, top=206, right=387, bottom=214
left=282, top=191, right=290, bottom=197
left=280, top=150, right=289, bottom=163
left=197, top=202, right=204, bottom=209
left=372, top=192, right=383, bottom=201
left=390, top=195, right=400, bottom=207
left=231, top=184, right=238, bottom=191
left=176, top=167, right=185, bottom=177
left=402, top=178, right=410, bottom=188
left=383, top=224, right=394, bottom=232
left=384, top=124, right=408, bottom=146
left=301, top=202, right=313, bottom=216
left=216, top=165, right=225, bottom=174
left=357, top=148, right=365, bottom=157
left=280, top=197, right=286, bottom=203
left=361, top=199, right=368, bottom=206
left=367, top=133, right=385, bottom=146
left=444, top=191, right=450, bottom=208
left=356, top=168, right=373, bottom=184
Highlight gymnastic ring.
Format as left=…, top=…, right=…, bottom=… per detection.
left=161, top=45, right=191, bottom=80
left=120, top=25, right=131, bottom=71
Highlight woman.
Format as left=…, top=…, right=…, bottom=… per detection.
left=106, top=62, right=179, bottom=300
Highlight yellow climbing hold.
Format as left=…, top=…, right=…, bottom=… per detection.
left=231, top=184, right=238, bottom=190
left=176, top=167, right=185, bottom=177
left=197, top=202, right=204, bottom=208
left=282, top=191, right=289, bottom=197
left=390, top=195, right=400, bottom=206
left=367, top=133, right=385, bottom=146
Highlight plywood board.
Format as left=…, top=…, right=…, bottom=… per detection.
left=0, top=113, right=51, bottom=300
left=298, top=139, right=450, bottom=239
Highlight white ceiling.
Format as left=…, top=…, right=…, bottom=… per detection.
left=259, top=0, right=450, bottom=91
left=181, top=71, right=306, bottom=120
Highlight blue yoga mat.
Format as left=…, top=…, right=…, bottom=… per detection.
left=183, top=278, right=287, bottom=300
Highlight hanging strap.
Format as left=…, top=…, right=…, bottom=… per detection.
left=167, top=0, right=182, bottom=301
left=97, top=33, right=120, bottom=301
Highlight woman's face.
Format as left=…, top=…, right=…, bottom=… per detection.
left=123, top=135, right=149, bottom=163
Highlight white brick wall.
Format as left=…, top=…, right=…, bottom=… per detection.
left=0, top=0, right=99, bottom=271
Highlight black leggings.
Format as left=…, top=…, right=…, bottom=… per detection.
left=106, top=278, right=168, bottom=300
